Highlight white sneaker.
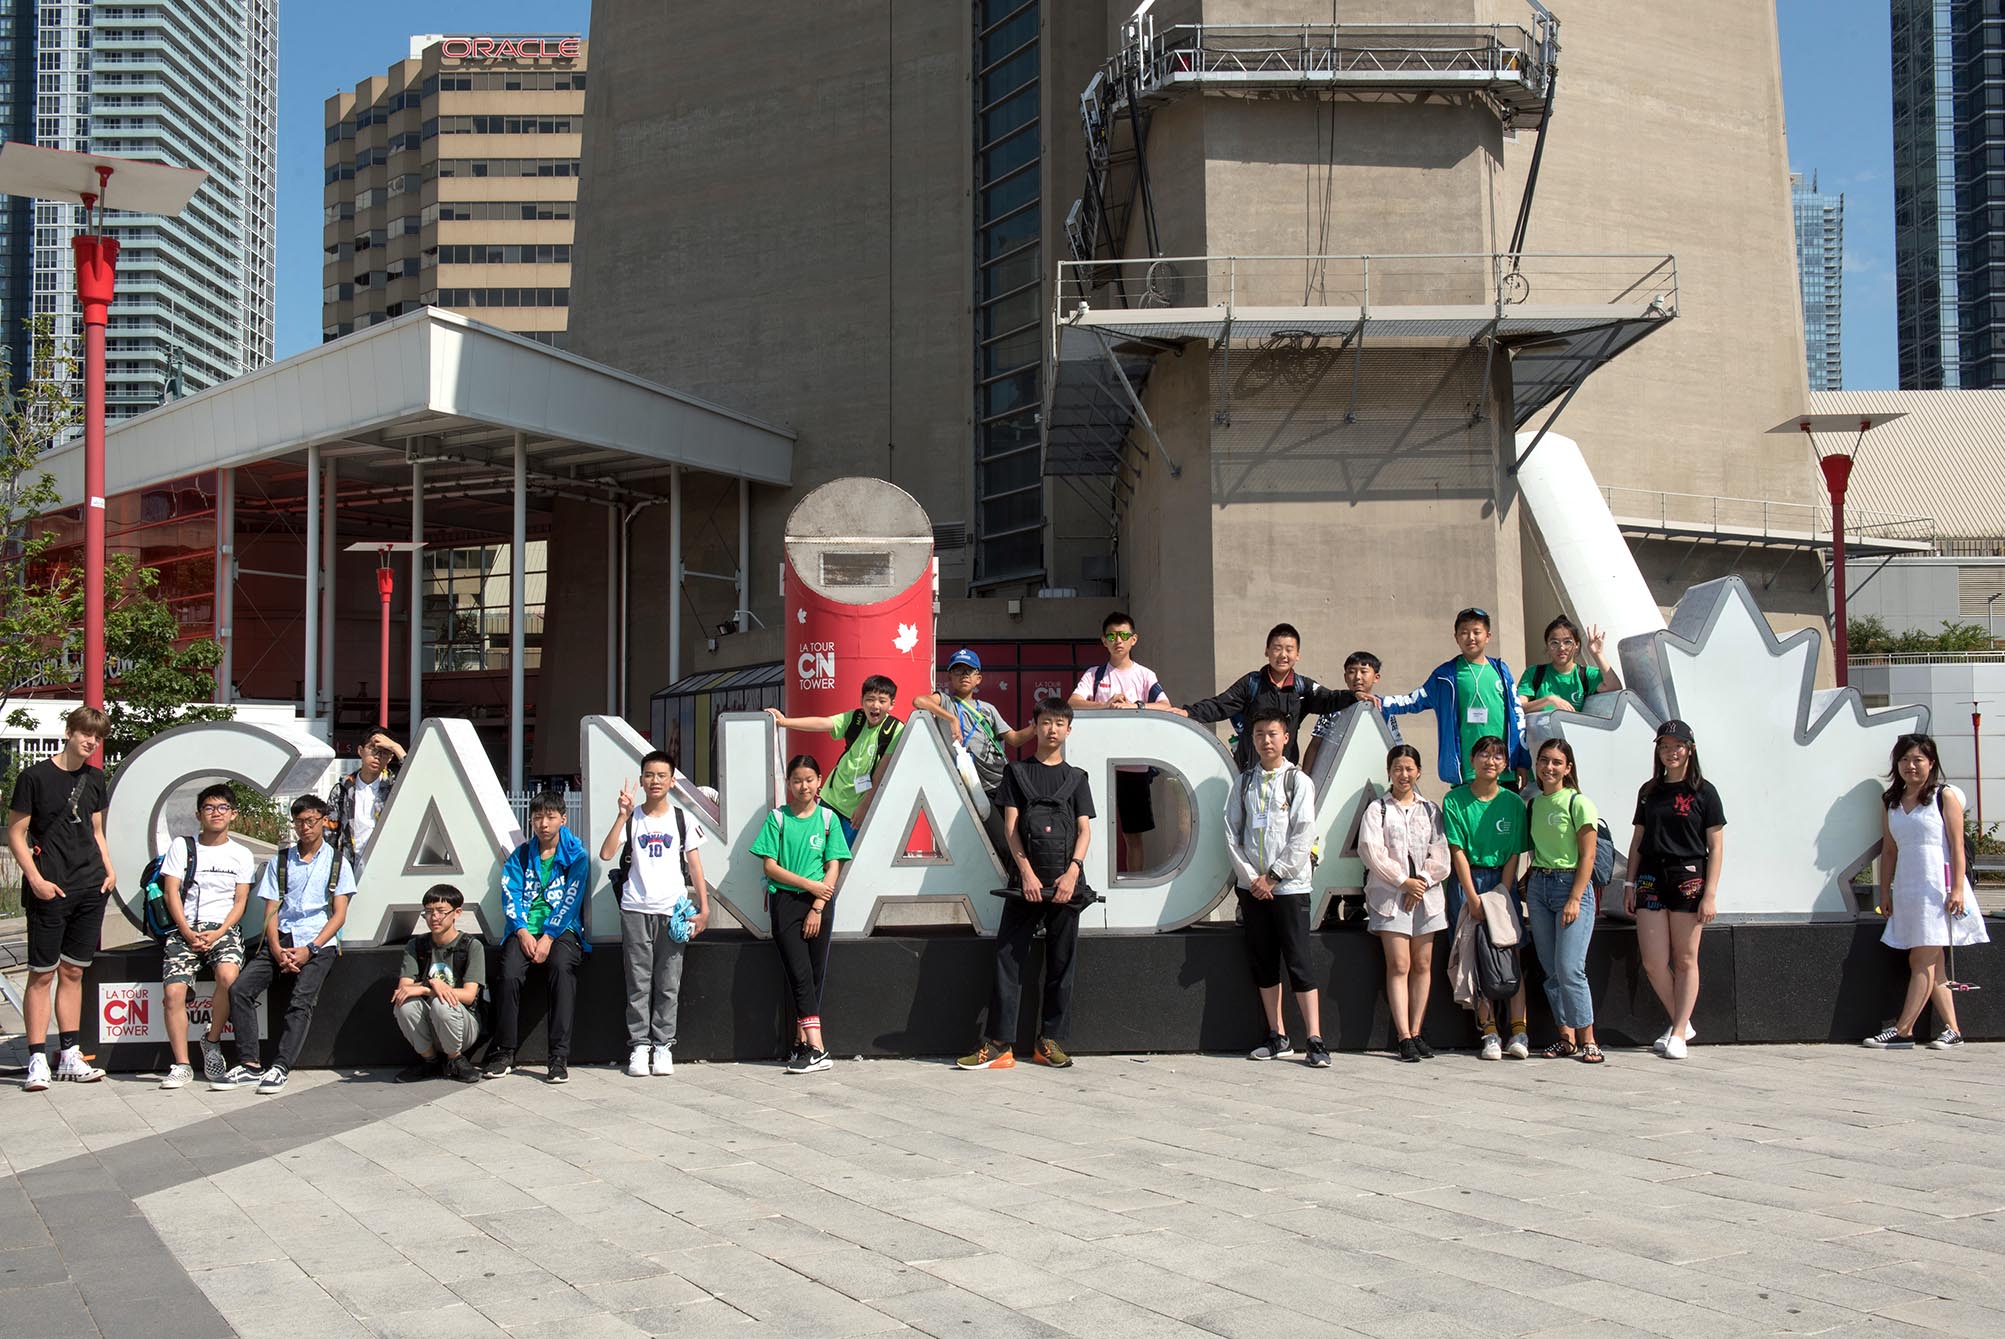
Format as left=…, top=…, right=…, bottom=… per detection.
left=626, top=1044, right=650, bottom=1078
left=54, top=1047, right=105, bottom=1083
left=650, top=1047, right=674, bottom=1076
left=255, top=1066, right=289, bottom=1095
left=1655, top=1022, right=1698, bottom=1055
left=159, top=1063, right=194, bottom=1090
left=1480, top=1033, right=1503, bottom=1062
left=1662, top=1036, right=1688, bottom=1060
left=200, top=1041, right=227, bottom=1085
left=1505, top=1033, right=1530, bottom=1060
left=23, top=1053, right=50, bottom=1092
left=211, top=1064, right=261, bottom=1091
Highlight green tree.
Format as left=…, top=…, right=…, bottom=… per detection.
left=1849, top=616, right=1994, bottom=657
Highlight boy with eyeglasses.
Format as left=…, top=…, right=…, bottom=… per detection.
left=8, top=705, right=116, bottom=1091
left=392, top=885, right=488, bottom=1084
left=913, top=648, right=1035, bottom=844
left=1382, top=607, right=1531, bottom=788
left=155, top=783, right=256, bottom=1090
left=1069, top=611, right=1176, bottom=869
left=216, top=794, right=355, bottom=1094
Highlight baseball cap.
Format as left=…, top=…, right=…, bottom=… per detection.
left=1656, top=718, right=1695, bottom=744
left=947, top=648, right=982, bottom=671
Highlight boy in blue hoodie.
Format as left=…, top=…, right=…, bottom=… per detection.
left=1382, top=607, right=1530, bottom=787
left=484, top=790, right=590, bottom=1083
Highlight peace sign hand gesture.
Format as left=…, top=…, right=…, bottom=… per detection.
left=616, top=779, right=636, bottom=818
left=1585, top=624, right=1608, bottom=659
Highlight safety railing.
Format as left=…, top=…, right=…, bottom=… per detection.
left=1136, top=21, right=1554, bottom=100
left=1598, top=486, right=1935, bottom=546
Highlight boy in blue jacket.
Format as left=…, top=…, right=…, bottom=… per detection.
left=484, top=791, right=590, bottom=1083
left=1383, top=607, right=1531, bottom=787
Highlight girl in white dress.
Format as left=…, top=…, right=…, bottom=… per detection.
left=1866, top=733, right=1988, bottom=1050
left=1360, top=745, right=1452, bottom=1062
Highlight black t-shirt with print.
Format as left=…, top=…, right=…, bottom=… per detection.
left=1631, top=778, right=1726, bottom=865
left=998, top=758, right=1096, bottom=884
left=8, top=759, right=109, bottom=893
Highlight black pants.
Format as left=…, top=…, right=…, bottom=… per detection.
left=495, top=931, right=582, bottom=1057
left=985, top=897, right=1082, bottom=1044
left=770, top=892, right=834, bottom=1022
left=229, top=934, right=335, bottom=1071
left=1239, top=891, right=1314, bottom=992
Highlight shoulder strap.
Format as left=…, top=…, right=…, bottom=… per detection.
left=843, top=709, right=865, bottom=746
left=1529, top=663, right=1547, bottom=696
left=675, top=807, right=687, bottom=848
left=617, top=812, right=636, bottom=874
left=1092, top=663, right=1108, bottom=694
left=277, top=847, right=289, bottom=896
left=321, top=845, right=340, bottom=901
left=880, top=714, right=900, bottom=751
left=183, top=838, right=199, bottom=886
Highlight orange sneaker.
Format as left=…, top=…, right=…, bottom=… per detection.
left=1031, top=1038, right=1073, bottom=1068
left=955, top=1040, right=1015, bottom=1070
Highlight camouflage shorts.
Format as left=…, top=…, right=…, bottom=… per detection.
left=162, top=922, right=246, bottom=987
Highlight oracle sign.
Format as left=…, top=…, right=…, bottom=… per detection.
left=440, top=36, right=580, bottom=61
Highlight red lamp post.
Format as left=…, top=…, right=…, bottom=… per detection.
left=350, top=542, right=422, bottom=732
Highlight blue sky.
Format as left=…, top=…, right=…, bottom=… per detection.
left=276, top=3, right=1897, bottom=384
left=274, top=0, right=590, bottom=358
left=1777, top=1, right=1897, bottom=389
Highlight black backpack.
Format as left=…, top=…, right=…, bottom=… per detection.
left=140, top=840, right=201, bottom=940
left=609, top=808, right=690, bottom=894
left=1474, top=912, right=1522, bottom=1002
left=1571, top=793, right=1617, bottom=891
left=1007, top=767, right=1098, bottom=904
left=843, top=709, right=900, bottom=756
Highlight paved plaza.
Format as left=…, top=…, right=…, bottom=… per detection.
left=0, top=1036, right=2001, bottom=1339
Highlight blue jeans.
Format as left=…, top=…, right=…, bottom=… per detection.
left=1446, top=863, right=1507, bottom=933
left=1525, top=869, right=1595, bottom=1029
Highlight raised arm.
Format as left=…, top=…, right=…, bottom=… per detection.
left=765, top=706, right=839, bottom=734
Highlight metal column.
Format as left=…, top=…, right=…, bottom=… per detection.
left=737, top=476, right=749, bottom=630
left=669, top=465, right=683, bottom=684
left=606, top=503, right=619, bottom=713
left=320, top=458, right=338, bottom=715
left=303, top=444, right=321, bottom=726
left=409, top=459, right=424, bottom=734
left=509, top=433, right=527, bottom=792
left=214, top=467, right=234, bottom=704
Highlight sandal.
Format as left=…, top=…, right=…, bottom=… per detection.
left=1577, top=1044, right=1605, bottom=1064
left=1540, top=1039, right=1579, bottom=1059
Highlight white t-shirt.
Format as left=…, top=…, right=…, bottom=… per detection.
left=620, top=807, right=707, bottom=915
left=164, top=835, right=258, bottom=926
left=348, top=774, right=390, bottom=865
left=1073, top=662, right=1165, bottom=774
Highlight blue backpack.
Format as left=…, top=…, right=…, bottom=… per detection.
left=139, top=841, right=199, bottom=940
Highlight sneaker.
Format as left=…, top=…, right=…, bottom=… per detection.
left=1505, top=1032, right=1530, bottom=1060
left=159, top=1063, right=194, bottom=1090
left=23, top=1053, right=50, bottom=1092
left=54, top=1048, right=105, bottom=1083
left=1480, top=1033, right=1503, bottom=1062
left=255, top=1066, right=289, bottom=1095
left=212, top=1063, right=262, bottom=1091
left=200, top=1041, right=227, bottom=1085
left=650, top=1047, right=674, bottom=1077
left=1662, top=1036, right=1688, bottom=1060
left=1929, top=1028, right=1965, bottom=1051
left=397, top=1056, right=443, bottom=1083
left=481, top=1048, right=515, bottom=1079
left=1304, top=1037, right=1332, bottom=1069
left=1652, top=1023, right=1697, bottom=1056
left=1412, top=1038, right=1435, bottom=1060
left=1032, top=1038, right=1073, bottom=1068
left=956, top=1040, right=1015, bottom=1070
left=1863, top=1028, right=1914, bottom=1050
left=626, top=1044, right=650, bottom=1077
left=443, top=1055, right=481, bottom=1084
left=1248, top=1033, right=1295, bottom=1061
left=548, top=1057, right=570, bottom=1084
left=783, top=1047, right=812, bottom=1075
left=801, top=1049, right=833, bottom=1073
left=1397, top=1037, right=1421, bottom=1063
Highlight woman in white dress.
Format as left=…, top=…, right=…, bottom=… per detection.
left=1360, top=745, right=1452, bottom=1062
left=1865, top=733, right=1988, bottom=1050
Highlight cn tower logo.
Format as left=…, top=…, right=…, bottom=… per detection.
left=797, top=641, right=836, bottom=690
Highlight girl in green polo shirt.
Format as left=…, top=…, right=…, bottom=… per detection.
left=749, top=754, right=852, bottom=1075
left=1525, top=738, right=1603, bottom=1063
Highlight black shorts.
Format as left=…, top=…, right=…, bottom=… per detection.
left=1635, top=859, right=1707, bottom=914
left=1115, top=770, right=1156, bottom=835
left=25, top=889, right=109, bottom=972
left=1239, top=890, right=1314, bottom=992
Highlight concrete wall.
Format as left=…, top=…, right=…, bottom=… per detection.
left=1852, top=662, right=2005, bottom=836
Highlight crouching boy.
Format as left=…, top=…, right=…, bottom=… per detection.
left=392, top=885, right=487, bottom=1083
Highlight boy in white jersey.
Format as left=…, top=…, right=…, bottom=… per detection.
left=599, top=749, right=710, bottom=1078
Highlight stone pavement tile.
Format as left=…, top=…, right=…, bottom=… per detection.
left=362, top=1300, right=509, bottom=1338
left=319, top=1259, right=467, bottom=1319
left=1360, top=1272, right=1599, bottom=1336
left=869, top=1283, right=1076, bottom=1338
left=184, top=1259, right=365, bottom=1339
left=1047, top=1256, right=1236, bottom=1321
left=664, top=1241, right=911, bottom=1335
left=712, top=1212, right=846, bottom=1261
left=0, top=1241, right=66, bottom=1293
left=1872, top=1212, right=2005, bottom=1255
left=84, top=1284, right=230, bottom=1339
left=1343, top=1308, right=1511, bottom=1339
left=993, top=1190, right=1161, bottom=1241
left=1534, top=1279, right=1769, bottom=1338
left=1088, top=1228, right=1258, bottom=1286
left=779, top=1244, right=942, bottom=1303
left=0, top=1279, right=99, bottom=1339
left=1370, top=1234, right=1592, bottom=1296
left=915, top=1251, right=1098, bottom=1309
left=1870, top=1296, right=2005, bottom=1337
left=503, top=1314, right=661, bottom=1339
left=578, top=1270, right=713, bottom=1312
left=1120, top=1200, right=1319, bottom=1252
left=1753, top=1266, right=1941, bottom=1315
left=1022, top=1290, right=1231, bottom=1338
left=455, top=1268, right=605, bottom=1327
left=788, top=1194, right=1017, bottom=1266
left=1853, top=1257, right=2005, bottom=1310
left=1181, top=1299, right=1376, bottom=1339
left=619, top=1297, right=768, bottom=1336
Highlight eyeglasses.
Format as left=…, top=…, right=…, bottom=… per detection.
left=292, top=813, right=325, bottom=826
left=1103, top=630, right=1136, bottom=643
left=422, top=904, right=458, bottom=918
left=1546, top=638, right=1578, bottom=649
left=200, top=803, right=236, bottom=814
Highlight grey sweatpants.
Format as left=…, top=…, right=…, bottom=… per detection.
left=621, top=909, right=685, bottom=1048
left=394, top=994, right=480, bottom=1057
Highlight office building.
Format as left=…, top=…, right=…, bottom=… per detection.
left=0, top=0, right=33, bottom=386
left=1792, top=171, right=1844, bottom=390
left=8, top=1, right=277, bottom=414
left=1891, top=0, right=2005, bottom=389
left=322, top=35, right=586, bottom=349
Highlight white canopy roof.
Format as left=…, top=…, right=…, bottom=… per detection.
left=42, top=308, right=795, bottom=506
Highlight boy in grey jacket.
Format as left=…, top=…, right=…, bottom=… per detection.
left=1225, top=707, right=1327, bottom=1068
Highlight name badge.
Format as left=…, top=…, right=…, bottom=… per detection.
left=1466, top=706, right=1490, bottom=725
left=852, top=775, right=872, bottom=794
left=1250, top=811, right=1270, bottom=831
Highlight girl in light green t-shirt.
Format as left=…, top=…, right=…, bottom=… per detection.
left=748, top=754, right=852, bottom=1074
left=1525, top=738, right=1603, bottom=1063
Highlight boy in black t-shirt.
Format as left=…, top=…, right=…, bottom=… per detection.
left=7, top=706, right=116, bottom=1091
left=958, top=697, right=1095, bottom=1071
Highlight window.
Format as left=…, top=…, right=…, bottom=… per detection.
left=422, top=541, right=547, bottom=672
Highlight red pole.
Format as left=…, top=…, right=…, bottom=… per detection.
left=72, top=227, right=119, bottom=755
left=1976, top=708, right=1986, bottom=838
left=1818, top=453, right=1853, bottom=687
left=376, top=564, right=395, bottom=729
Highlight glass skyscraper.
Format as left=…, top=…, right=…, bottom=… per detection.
left=0, top=0, right=36, bottom=387
left=4, top=1, right=275, bottom=416
left=1891, top=0, right=2005, bottom=389
left=1791, top=171, right=1844, bottom=391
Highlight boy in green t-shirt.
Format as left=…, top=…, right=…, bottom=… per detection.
left=1519, top=615, right=1623, bottom=714
left=768, top=674, right=903, bottom=843
left=749, top=753, right=854, bottom=1073
left=1442, top=736, right=1530, bottom=1060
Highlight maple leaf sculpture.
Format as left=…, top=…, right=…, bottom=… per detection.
left=1531, top=576, right=1928, bottom=919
